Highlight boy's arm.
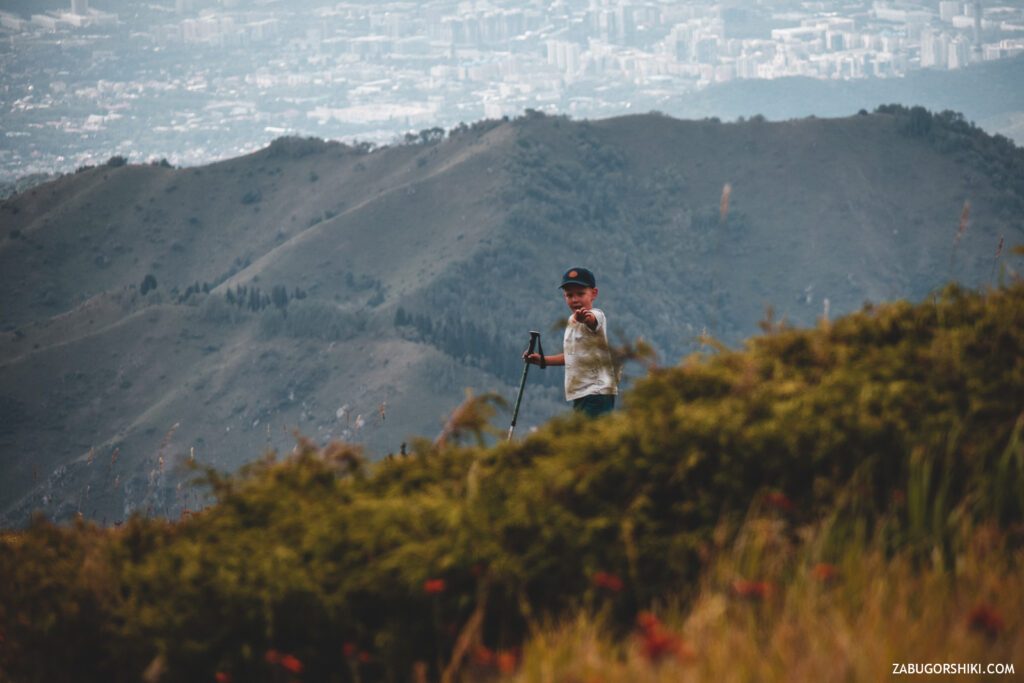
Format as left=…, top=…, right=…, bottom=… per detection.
left=525, top=353, right=564, bottom=366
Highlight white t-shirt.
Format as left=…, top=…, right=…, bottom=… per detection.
left=563, top=308, right=618, bottom=401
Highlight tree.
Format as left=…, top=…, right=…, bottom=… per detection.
left=140, top=274, right=157, bottom=295
left=272, top=285, right=288, bottom=311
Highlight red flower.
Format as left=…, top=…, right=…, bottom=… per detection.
left=968, top=604, right=1005, bottom=638
left=496, top=650, right=518, bottom=674
left=342, top=642, right=357, bottom=658
left=641, top=630, right=680, bottom=661
left=810, top=563, right=840, bottom=584
left=592, top=570, right=624, bottom=592
left=214, top=673, right=232, bottom=683
left=472, top=644, right=495, bottom=666
left=731, top=579, right=775, bottom=601
left=358, top=651, right=372, bottom=664
left=764, top=491, right=796, bottom=513
left=635, top=611, right=692, bottom=663
left=264, top=649, right=281, bottom=665
left=279, top=654, right=303, bottom=674
left=423, top=578, right=446, bottom=595
left=636, top=611, right=661, bottom=633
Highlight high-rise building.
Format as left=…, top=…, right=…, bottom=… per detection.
left=921, top=28, right=949, bottom=68
left=973, top=1, right=982, bottom=47
left=948, top=35, right=970, bottom=68
left=71, top=0, right=88, bottom=16
left=939, top=1, right=962, bottom=22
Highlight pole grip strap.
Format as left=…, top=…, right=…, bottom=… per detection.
left=529, top=331, right=546, bottom=369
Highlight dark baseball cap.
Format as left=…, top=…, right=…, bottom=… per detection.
left=560, top=267, right=596, bottom=289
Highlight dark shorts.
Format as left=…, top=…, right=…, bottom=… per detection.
left=572, top=393, right=616, bottom=418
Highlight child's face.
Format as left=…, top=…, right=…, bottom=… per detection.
left=562, top=284, right=598, bottom=313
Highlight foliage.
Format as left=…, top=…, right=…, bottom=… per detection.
left=403, top=127, right=447, bottom=146
left=258, top=298, right=367, bottom=342
left=1, top=283, right=1022, bottom=682
left=876, top=104, right=1024, bottom=215
left=140, top=274, right=157, bottom=296
left=241, top=189, right=263, bottom=205
left=266, top=136, right=337, bottom=160
left=511, top=517, right=1023, bottom=682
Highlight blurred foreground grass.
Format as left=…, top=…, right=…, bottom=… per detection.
left=514, top=516, right=1022, bottom=683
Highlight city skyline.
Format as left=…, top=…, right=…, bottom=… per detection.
left=1, top=0, right=1023, bottom=182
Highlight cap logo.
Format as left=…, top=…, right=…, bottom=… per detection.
left=568, top=270, right=578, bottom=278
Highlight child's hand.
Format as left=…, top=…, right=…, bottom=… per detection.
left=573, top=308, right=597, bottom=329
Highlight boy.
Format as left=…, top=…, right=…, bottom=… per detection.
left=525, top=267, right=618, bottom=417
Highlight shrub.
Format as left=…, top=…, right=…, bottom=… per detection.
left=266, top=136, right=331, bottom=159
left=241, top=190, right=262, bottom=205
left=140, top=274, right=157, bottom=295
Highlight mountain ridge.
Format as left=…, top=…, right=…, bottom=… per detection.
left=1, top=107, right=1021, bottom=525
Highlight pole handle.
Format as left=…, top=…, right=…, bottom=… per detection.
left=509, top=331, right=542, bottom=440
left=531, top=331, right=546, bottom=368
left=527, top=330, right=540, bottom=357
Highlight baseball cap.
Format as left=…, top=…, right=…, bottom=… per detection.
left=560, top=267, right=596, bottom=289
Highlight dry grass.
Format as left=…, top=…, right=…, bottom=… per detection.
left=507, top=520, right=1023, bottom=683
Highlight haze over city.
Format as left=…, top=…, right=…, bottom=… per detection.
left=2, top=0, right=1023, bottom=183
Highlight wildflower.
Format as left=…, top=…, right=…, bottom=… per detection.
left=342, top=642, right=357, bottom=658
left=968, top=604, right=1004, bottom=639
left=496, top=649, right=518, bottom=674
left=810, top=563, right=840, bottom=584
left=731, top=579, right=775, bottom=601
left=214, top=673, right=232, bottom=683
left=636, top=611, right=661, bottom=633
left=764, top=491, right=796, bottom=514
left=358, top=651, right=372, bottom=664
left=592, top=570, right=624, bottom=592
left=635, top=611, right=692, bottom=663
left=472, top=644, right=495, bottom=666
left=264, top=649, right=281, bottom=665
left=423, top=578, right=446, bottom=595
left=641, top=629, right=682, bottom=662
left=279, top=654, right=303, bottom=674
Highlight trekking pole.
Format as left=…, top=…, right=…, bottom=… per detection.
left=508, top=331, right=544, bottom=441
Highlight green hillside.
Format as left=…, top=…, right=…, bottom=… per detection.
left=1, top=107, right=1022, bottom=525
left=1, top=281, right=1021, bottom=682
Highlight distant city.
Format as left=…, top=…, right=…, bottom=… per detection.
left=1, top=0, right=1023, bottom=182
